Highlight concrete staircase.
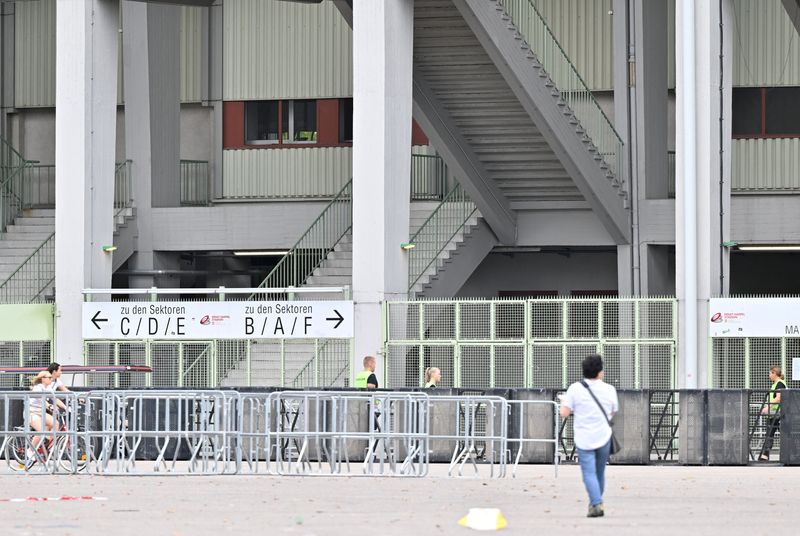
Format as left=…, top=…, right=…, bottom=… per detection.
left=219, top=340, right=350, bottom=388
left=304, top=200, right=480, bottom=290
left=0, top=209, right=55, bottom=301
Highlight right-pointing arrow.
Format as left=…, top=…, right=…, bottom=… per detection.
left=326, top=309, right=344, bottom=329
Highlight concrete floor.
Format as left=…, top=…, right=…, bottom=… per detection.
left=0, top=464, right=798, bottom=535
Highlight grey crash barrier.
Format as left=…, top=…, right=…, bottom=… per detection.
left=780, top=389, right=800, bottom=465
left=706, top=390, right=749, bottom=465
left=610, top=390, right=650, bottom=465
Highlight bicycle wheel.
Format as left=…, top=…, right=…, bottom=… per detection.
left=57, top=435, right=89, bottom=472
left=6, top=432, right=34, bottom=471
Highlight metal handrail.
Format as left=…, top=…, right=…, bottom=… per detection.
left=22, top=164, right=56, bottom=208
left=180, top=159, right=210, bottom=206
left=114, top=160, right=133, bottom=218
left=499, top=0, right=625, bottom=185
left=0, top=232, right=55, bottom=303
left=411, top=153, right=446, bottom=201
left=249, top=179, right=352, bottom=299
left=0, top=135, right=35, bottom=235
left=407, top=182, right=476, bottom=291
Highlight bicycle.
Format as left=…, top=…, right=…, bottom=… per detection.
left=8, top=406, right=89, bottom=472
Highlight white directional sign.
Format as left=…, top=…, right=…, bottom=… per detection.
left=709, top=297, right=800, bottom=337
left=82, top=301, right=353, bottom=340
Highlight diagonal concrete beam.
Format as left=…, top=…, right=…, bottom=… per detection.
left=412, top=73, right=517, bottom=245
left=783, top=0, right=800, bottom=36
left=457, top=0, right=631, bottom=244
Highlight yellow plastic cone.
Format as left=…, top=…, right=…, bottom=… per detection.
left=458, top=508, right=508, bottom=531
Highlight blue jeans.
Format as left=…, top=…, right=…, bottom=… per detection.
left=576, top=439, right=612, bottom=506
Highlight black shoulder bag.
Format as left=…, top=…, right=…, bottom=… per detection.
left=580, top=380, right=621, bottom=455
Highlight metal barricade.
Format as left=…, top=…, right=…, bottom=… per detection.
left=649, top=390, right=680, bottom=462
left=0, top=390, right=84, bottom=474
left=748, top=389, right=781, bottom=462
left=506, top=398, right=559, bottom=477
left=84, top=390, right=240, bottom=475
left=426, top=395, right=508, bottom=478
left=254, top=391, right=430, bottom=477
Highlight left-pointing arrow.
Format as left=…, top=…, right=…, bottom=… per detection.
left=91, top=311, right=108, bottom=330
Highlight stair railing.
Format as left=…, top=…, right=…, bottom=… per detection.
left=499, top=0, right=625, bottom=187
left=0, top=232, right=55, bottom=303
left=249, top=179, right=352, bottom=300
left=407, top=182, right=476, bottom=292
left=114, top=160, right=133, bottom=219
left=0, top=136, right=35, bottom=235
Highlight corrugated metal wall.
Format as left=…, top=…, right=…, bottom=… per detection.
left=534, top=0, right=800, bottom=91
left=181, top=8, right=204, bottom=103
left=732, top=0, right=800, bottom=87
left=14, top=0, right=56, bottom=108
left=222, top=147, right=352, bottom=199
left=14, top=2, right=203, bottom=107
left=532, top=0, right=614, bottom=91
left=732, top=139, right=800, bottom=190
left=223, top=0, right=352, bottom=100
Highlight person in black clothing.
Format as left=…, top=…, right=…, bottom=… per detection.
left=759, top=365, right=787, bottom=461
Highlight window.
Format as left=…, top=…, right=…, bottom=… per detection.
left=765, top=88, right=800, bottom=135
left=339, top=98, right=353, bottom=143
left=733, top=87, right=800, bottom=138
left=282, top=99, right=317, bottom=143
left=244, top=100, right=317, bottom=145
left=245, top=101, right=280, bottom=144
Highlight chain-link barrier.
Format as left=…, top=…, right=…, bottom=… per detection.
left=385, top=298, right=677, bottom=389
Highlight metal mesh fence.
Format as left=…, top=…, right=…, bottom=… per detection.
left=83, top=338, right=351, bottom=388
left=711, top=337, right=799, bottom=388
left=0, top=340, right=52, bottom=388
left=386, top=298, right=677, bottom=389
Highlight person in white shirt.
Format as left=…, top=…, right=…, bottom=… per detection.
left=28, top=370, right=55, bottom=457
left=559, top=354, right=619, bottom=518
left=45, top=362, right=69, bottom=412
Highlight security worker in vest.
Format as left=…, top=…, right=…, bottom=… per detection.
left=355, top=355, right=379, bottom=389
left=759, top=365, right=787, bottom=461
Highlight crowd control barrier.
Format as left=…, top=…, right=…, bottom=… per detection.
left=3, top=388, right=796, bottom=475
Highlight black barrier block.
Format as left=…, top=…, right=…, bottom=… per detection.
left=0, top=397, right=24, bottom=459
left=706, top=390, right=748, bottom=465
left=780, top=390, right=800, bottom=465
left=426, top=389, right=457, bottom=462
left=611, top=390, right=650, bottom=464
left=507, top=389, right=554, bottom=464
left=679, top=390, right=706, bottom=465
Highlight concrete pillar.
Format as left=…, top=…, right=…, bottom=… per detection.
left=614, top=0, right=670, bottom=297
left=55, top=0, right=119, bottom=363
left=0, top=2, right=14, bottom=139
left=676, top=0, right=733, bottom=388
left=122, top=1, right=181, bottom=290
left=635, top=0, right=669, bottom=200
left=351, top=0, right=414, bottom=383
left=205, top=2, right=224, bottom=200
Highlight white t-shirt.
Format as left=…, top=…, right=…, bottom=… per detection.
left=29, top=383, right=48, bottom=412
left=561, top=379, right=618, bottom=450
left=45, top=378, right=64, bottom=392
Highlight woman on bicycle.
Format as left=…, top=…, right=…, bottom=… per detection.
left=28, top=370, right=55, bottom=456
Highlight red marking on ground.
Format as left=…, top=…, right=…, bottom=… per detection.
left=0, top=496, right=107, bottom=503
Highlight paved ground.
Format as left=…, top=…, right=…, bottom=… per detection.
left=1, top=464, right=798, bottom=535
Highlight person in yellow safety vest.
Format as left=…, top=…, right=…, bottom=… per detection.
left=759, top=365, right=787, bottom=461
left=354, top=356, right=378, bottom=389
